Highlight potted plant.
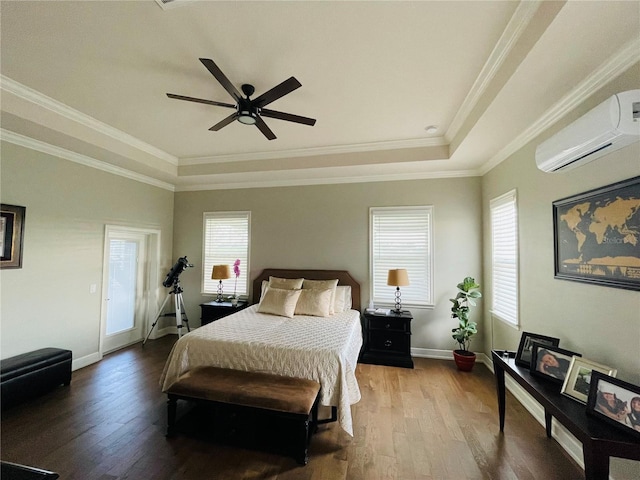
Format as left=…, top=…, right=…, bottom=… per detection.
left=450, top=276, right=482, bottom=371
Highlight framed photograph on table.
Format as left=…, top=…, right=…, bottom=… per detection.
left=530, top=343, right=581, bottom=384
left=587, top=371, right=640, bottom=438
left=552, top=175, right=640, bottom=291
left=0, top=204, right=26, bottom=269
left=561, top=356, right=617, bottom=404
left=515, top=332, right=560, bottom=367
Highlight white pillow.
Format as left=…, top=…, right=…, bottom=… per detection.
left=269, top=276, right=304, bottom=290
left=261, top=280, right=269, bottom=299
left=294, top=288, right=333, bottom=317
left=334, top=285, right=352, bottom=313
left=257, top=287, right=301, bottom=318
left=302, top=279, right=339, bottom=314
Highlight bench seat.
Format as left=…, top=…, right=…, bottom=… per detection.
left=1, top=348, right=72, bottom=410
left=166, top=366, right=321, bottom=465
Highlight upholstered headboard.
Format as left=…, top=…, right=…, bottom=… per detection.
left=252, top=268, right=361, bottom=312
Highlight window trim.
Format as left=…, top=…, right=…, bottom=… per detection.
left=490, top=190, right=519, bottom=327
left=369, top=205, right=435, bottom=308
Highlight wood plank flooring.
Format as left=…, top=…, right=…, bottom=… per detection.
left=1, top=335, right=584, bottom=479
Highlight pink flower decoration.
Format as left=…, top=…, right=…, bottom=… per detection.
left=233, top=259, right=241, bottom=278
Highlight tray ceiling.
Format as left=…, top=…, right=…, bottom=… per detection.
left=1, top=1, right=638, bottom=190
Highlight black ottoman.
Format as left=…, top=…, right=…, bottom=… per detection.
left=1, top=461, right=59, bottom=479
left=1, top=348, right=72, bottom=410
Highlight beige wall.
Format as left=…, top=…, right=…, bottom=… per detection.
left=481, top=66, right=640, bottom=479
left=0, top=141, right=175, bottom=364
left=173, top=177, right=483, bottom=352
left=482, top=65, right=640, bottom=382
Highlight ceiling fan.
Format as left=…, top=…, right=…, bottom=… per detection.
left=167, top=58, right=316, bottom=140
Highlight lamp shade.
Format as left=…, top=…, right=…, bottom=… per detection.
left=387, top=269, right=410, bottom=287
left=211, top=264, right=231, bottom=280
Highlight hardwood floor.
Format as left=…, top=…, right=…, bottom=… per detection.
left=1, top=335, right=584, bottom=479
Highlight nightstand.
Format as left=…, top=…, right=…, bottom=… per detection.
left=360, top=310, right=414, bottom=368
left=199, top=300, right=248, bottom=326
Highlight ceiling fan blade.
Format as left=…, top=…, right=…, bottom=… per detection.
left=252, top=77, right=302, bottom=108
left=260, top=109, right=316, bottom=126
left=209, top=113, right=238, bottom=131
left=255, top=116, right=276, bottom=140
left=199, top=58, right=242, bottom=101
left=167, top=93, right=236, bottom=109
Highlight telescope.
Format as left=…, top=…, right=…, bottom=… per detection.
left=145, top=256, right=193, bottom=345
left=162, top=256, right=193, bottom=288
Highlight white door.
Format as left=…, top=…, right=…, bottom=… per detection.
left=102, top=232, right=148, bottom=353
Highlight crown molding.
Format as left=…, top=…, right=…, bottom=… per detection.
left=179, top=136, right=448, bottom=165
left=175, top=168, right=480, bottom=192
left=0, top=75, right=179, bottom=166
left=479, top=37, right=640, bottom=176
left=1, top=129, right=175, bottom=192
left=445, top=0, right=542, bottom=142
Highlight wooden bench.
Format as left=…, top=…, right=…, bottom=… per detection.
left=166, top=366, right=321, bottom=465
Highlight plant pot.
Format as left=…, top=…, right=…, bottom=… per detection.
left=453, top=349, right=476, bottom=371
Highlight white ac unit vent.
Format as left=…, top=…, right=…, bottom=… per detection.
left=535, top=89, right=640, bottom=173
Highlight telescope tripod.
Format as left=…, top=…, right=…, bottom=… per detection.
left=143, top=281, right=190, bottom=346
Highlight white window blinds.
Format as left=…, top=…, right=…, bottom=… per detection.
left=202, top=212, right=250, bottom=297
left=370, top=206, right=434, bottom=307
left=490, top=190, right=519, bottom=326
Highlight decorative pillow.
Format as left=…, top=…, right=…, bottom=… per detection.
left=261, top=280, right=269, bottom=298
left=269, top=276, right=304, bottom=290
left=294, top=288, right=333, bottom=317
left=334, top=285, right=352, bottom=313
left=303, top=279, right=339, bottom=314
left=257, top=287, right=301, bottom=318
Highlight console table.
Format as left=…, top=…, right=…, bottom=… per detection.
left=491, top=350, right=640, bottom=480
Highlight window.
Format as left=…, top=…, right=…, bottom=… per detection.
left=490, top=190, right=519, bottom=326
left=370, top=206, right=434, bottom=307
left=202, top=212, right=250, bottom=297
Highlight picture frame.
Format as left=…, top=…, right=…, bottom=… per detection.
left=0, top=204, right=26, bottom=269
left=515, top=332, right=560, bottom=367
left=586, top=371, right=640, bottom=438
left=561, top=356, right=617, bottom=404
left=529, top=343, right=581, bottom=384
left=552, top=175, right=640, bottom=291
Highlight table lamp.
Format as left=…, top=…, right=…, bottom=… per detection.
left=211, top=265, right=231, bottom=302
left=387, top=269, right=410, bottom=313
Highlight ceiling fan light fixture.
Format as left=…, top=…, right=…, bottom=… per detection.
left=168, top=58, right=316, bottom=139
left=237, top=110, right=257, bottom=125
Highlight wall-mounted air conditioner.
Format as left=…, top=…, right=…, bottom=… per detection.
left=535, top=89, right=640, bottom=172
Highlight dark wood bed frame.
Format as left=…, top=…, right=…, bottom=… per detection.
left=251, top=268, right=361, bottom=312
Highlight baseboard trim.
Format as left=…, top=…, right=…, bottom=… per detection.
left=72, top=352, right=102, bottom=371
left=411, top=347, right=452, bottom=359
left=412, top=348, right=491, bottom=366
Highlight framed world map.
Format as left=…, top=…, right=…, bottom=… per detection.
left=553, top=176, right=640, bottom=291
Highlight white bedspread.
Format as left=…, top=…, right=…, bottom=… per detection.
left=159, top=305, right=363, bottom=436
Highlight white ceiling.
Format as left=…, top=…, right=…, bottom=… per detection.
left=1, top=1, right=639, bottom=191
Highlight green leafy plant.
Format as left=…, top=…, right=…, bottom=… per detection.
left=450, top=277, right=482, bottom=352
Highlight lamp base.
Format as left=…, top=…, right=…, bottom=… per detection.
left=216, top=280, right=224, bottom=302
left=394, top=287, right=402, bottom=313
